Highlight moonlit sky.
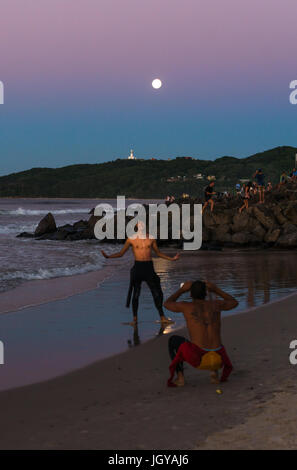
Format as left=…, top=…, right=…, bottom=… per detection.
left=0, top=0, right=297, bottom=175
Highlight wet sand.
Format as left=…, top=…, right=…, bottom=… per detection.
left=1, top=250, right=297, bottom=391
left=0, top=261, right=127, bottom=315
left=0, top=291, right=296, bottom=449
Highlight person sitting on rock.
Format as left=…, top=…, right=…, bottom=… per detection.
left=289, top=169, right=297, bottom=180
left=267, top=181, right=273, bottom=191
left=277, top=171, right=290, bottom=189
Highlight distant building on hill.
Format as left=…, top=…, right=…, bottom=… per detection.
left=128, top=149, right=136, bottom=160
left=239, top=178, right=250, bottom=183
left=193, top=173, right=203, bottom=180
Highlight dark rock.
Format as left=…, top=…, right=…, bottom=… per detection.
left=252, top=206, right=276, bottom=230
left=231, top=212, right=250, bottom=232
left=252, top=223, right=266, bottom=242
left=16, top=232, right=34, bottom=238
left=34, top=212, right=57, bottom=237
left=276, top=231, right=297, bottom=247
left=231, top=232, right=251, bottom=244
left=272, top=205, right=288, bottom=225
left=211, top=225, right=232, bottom=243
left=73, top=220, right=88, bottom=230
left=264, top=228, right=281, bottom=243
left=283, top=201, right=297, bottom=224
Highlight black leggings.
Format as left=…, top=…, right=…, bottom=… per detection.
left=131, top=261, right=164, bottom=319
left=168, top=335, right=187, bottom=373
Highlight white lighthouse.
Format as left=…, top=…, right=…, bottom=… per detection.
left=128, top=149, right=136, bottom=160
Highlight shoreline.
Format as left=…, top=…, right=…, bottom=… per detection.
left=0, top=290, right=296, bottom=449
left=0, top=247, right=295, bottom=315
left=0, top=261, right=125, bottom=315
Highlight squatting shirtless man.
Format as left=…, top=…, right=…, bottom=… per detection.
left=164, top=280, right=238, bottom=386
left=101, top=222, right=179, bottom=325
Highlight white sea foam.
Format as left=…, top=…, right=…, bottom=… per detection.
left=0, top=225, right=36, bottom=234
left=0, top=208, right=91, bottom=216
left=1, top=260, right=105, bottom=281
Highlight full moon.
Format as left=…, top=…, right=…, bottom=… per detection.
left=152, top=78, right=162, bottom=89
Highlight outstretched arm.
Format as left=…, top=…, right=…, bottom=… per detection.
left=152, top=240, right=179, bottom=261
left=206, top=281, right=238, bottom=311
left=101, top=239, right=130, bottom=259
left=164, top=281, right=192, bottom=312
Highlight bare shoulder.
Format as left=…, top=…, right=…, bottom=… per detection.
left=178, top=301, right=194, bottom=313
left=164, top=299, right=191, bottom=313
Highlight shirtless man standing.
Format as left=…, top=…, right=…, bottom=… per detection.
left=101, top=223, right=179, bottom=325
left=164, top=280, right=238, bottom=386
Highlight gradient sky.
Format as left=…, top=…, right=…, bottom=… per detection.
left=0, top=0, right=297, bottom=175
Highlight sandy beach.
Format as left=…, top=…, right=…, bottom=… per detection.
left=0, top=290, right=296, bottom=450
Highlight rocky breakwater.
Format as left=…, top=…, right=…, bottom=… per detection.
left=17, top=182, right=297, bottom=248
left=201, top=181, right=297, bottom=248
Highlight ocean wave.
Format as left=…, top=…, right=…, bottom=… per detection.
left=1, top=261, right=106, bottom=281
left=0, top=225, right=36, bottom=234
left=0, top=207, right=91, bottom=216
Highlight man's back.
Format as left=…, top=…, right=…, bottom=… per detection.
left=164, top=280, right=238, bottom=350
left=180, top=299, right=222, bottom=349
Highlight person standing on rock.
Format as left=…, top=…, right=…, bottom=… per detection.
left=254, top=169, right=265, bottom=204
left=202, top=181, right=216, bottom=214
left=101, top=221, right=179, bottom=325
left=239, top=182, right=252, bottom=214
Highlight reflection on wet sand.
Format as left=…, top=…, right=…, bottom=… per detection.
left=127, top=323, right=175, bottom=348
left=126, top=251, right=297, bottom=346
left=155, top=250, right=297, bottom=314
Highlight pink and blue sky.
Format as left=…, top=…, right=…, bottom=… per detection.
left=0, top=0, right=296, bottom=174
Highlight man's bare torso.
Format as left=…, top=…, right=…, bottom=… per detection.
left=129, top=236, right=154, bottom=261
left=181, top=300, right=222, bottom=349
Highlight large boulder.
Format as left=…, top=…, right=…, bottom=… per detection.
left=276, top=231, right=297, bottom=247
left=202, top=212, right=216, bottom=228
left=231, top=212, right=250, bottom=232
left=202, top=226, right=211, bottom=242
left=34, top=213, right=57, bottom=237
left=272, top=205, right=288, bottom=225
left=212, top=211, right=233, bottom=226
left=264, top=228, right=281, bottom=244
left=252, top=223, right=266, bottom=242
left=252, top=206, right=276, bottom=230
left=211, top=225, right=232, bottom=243
left=283, top=202, right=297, bottom=224
left=232, top=232, right=251, bottom=244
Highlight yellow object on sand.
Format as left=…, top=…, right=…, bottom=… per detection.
left=197, top=351, right=222, bottom=371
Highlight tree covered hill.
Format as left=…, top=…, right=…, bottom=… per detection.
left=0, top=146, right=296, bottom=198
